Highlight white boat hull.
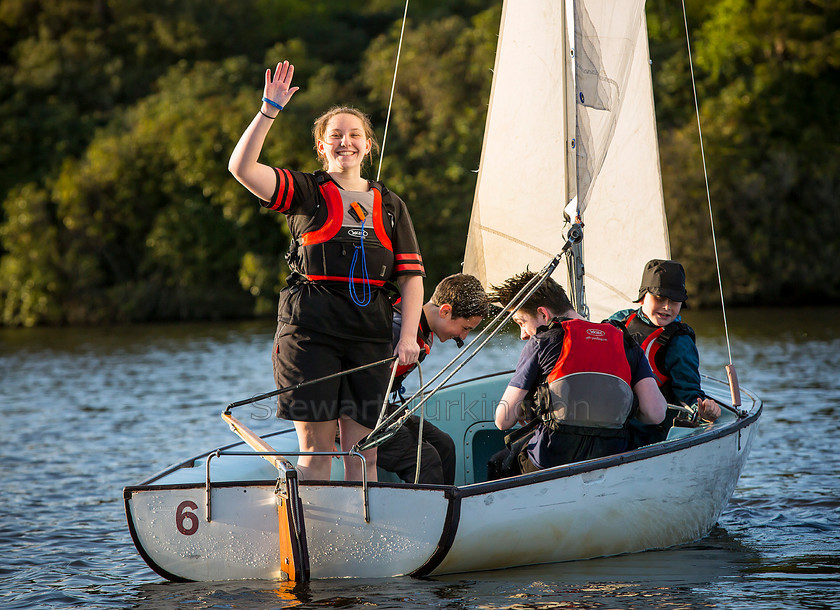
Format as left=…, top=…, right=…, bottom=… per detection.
left=436, top=428, right=753, bottom=574
left=125, top=373, right=760, bottom=581
left=127, top=483, right=452, bottom=580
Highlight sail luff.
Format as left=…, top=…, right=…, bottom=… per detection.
left=564, top=0, right=589, bottom=316
left=463, top=0, right=570, bottom=289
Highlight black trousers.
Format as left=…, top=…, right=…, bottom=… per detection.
left=487, top=431, right=534, bottom=480
left=376, top=414, right=456, bottom=485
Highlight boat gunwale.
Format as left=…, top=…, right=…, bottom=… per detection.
left=123, top=477, right=455, bottom=496
left=125, top=396, right=761, bottom=498
left=127, top=370, right=761, bottom=493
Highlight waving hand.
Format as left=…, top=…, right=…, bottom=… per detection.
left=262, top=61, right=300, bottom=113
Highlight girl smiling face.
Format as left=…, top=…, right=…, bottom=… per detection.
left=317, top=113, right=371, bottom=173
left=313, top=107, right=379, bottom=173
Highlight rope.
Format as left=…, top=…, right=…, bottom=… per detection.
left=375, top=355, right=400, bottom=430
left=348, top=219, right=372, bottom=306
left=356, top=250, right=568, bottom=452
left=681, top=0, right=733, bottom=365
left=376, top=0, right=410, bottom=182
left=413, top=364, right=425, bottom=484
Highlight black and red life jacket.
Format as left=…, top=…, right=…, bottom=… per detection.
left=288, top=172, right=395, bottom=287
left=392, top=309, right=433, bottom=389
left=535, top=319, right=635, bottom=432
left=622, top=311, right=695, bottom=402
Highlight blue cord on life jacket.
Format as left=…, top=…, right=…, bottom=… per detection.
left=349, top=218, right=372, bottom=306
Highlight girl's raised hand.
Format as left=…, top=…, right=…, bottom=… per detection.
left=263, top=60, right=300, bottom=111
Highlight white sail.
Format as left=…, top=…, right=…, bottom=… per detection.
left=464, top=0, right=669, bottom=322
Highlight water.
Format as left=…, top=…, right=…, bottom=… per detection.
left=1, top=308, right=838, bottom=609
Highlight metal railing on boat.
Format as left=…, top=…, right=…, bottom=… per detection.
left=204, top=448, right=371, bottom=522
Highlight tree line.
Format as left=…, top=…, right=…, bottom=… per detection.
left=1, top=0, right=837, bottom=326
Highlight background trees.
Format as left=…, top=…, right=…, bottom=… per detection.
left=1, top=0, right=837, bottom=326
left=650, top=0, right=840, bottom=305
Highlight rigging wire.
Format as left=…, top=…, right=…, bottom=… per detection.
left=681, top=0, right=733, bottom=365
left=356, top=248, right=570, bottom=452
left=376, top=0, right=410, bottom=182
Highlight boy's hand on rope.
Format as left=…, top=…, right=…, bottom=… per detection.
left=697, top=397, right=721, bottom=421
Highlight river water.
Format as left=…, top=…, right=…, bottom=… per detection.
left=1, top=307, right=838, bottom=609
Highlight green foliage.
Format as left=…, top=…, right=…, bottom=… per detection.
left=0, top=183, right=64, bottom=326
left=361, top=6, right=501, bottom=289
left=651, top=0, right=840, bottom=306
left=1, top=0, right=838, bottom=325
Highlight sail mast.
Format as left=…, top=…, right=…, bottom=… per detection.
left=563, top=0, right=589, bottom=318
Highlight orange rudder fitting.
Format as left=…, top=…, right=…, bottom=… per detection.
left=277, top=473, right=310, bottom=582
left=725, top=364, right=742, bottom=408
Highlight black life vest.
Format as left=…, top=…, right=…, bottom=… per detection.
left=534, top=319, right=634, bottom=433
left=622, top=311, right=695, bottom=402
left=288, top=172, right=395, bottom=287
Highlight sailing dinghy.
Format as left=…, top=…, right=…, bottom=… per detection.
left=124, top=0, right=761, bottom=581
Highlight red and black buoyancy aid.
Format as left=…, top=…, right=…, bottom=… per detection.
left=288, top=172, right=395, bottom=286
left=535, top=319, right=635, bottom=432
left=392, top=308, right=433, bottom=391
left=622, top=311, right=695, bottom=401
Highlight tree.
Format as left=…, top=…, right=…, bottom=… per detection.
left=652, top=0, right=840, bottom=305
left=361, top=6, right=501, bottom=289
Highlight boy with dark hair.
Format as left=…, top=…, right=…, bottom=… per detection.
left=378, top=274, right=490, bottom=484
left=488, top=271, right=666, bottom=478
left=610, top=259, right=721, bottom=447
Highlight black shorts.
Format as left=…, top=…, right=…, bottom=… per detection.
left=272, top=324, right=392, bottom=429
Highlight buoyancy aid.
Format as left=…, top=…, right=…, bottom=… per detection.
left=287, top=172, right=395, bottom=287
left=621, top=311, right=695, bottom=401
left=392, top=309, right=433, bottom=390
left=535, top=319, right=635, bottom=432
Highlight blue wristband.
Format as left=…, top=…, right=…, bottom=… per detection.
left=262, top=97, right=283, bottom=111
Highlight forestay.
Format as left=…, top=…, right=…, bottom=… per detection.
left=464, top=0, right=670, bottom=322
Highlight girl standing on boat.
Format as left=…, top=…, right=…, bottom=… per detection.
left=228, top=61, right=425, bottom=482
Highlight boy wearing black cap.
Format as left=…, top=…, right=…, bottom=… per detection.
left=610, top=259, right=721, bottom=447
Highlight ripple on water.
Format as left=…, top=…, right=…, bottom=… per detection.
left=1, top=312, right=839, bottom=609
